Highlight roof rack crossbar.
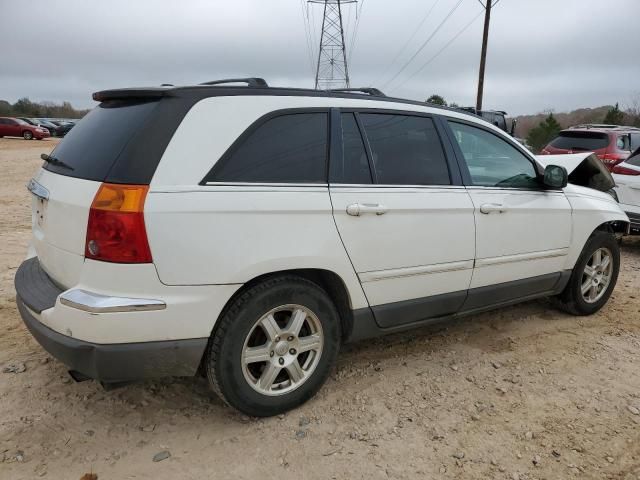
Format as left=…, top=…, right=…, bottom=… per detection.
left=199, top=77, right=268, bottom=87
left=327, top=87, right=386, bottom=97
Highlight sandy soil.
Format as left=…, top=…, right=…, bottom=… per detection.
left=1, top=137, right=640, bottom=480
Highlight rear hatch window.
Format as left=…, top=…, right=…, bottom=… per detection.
left=549, top=131, right=609, bottom=151
left=44, top=99, right=159, bottom=181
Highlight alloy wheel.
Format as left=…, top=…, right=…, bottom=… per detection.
left=241, top=304, right=323, bottom=396
left=580, top=247, right=613, bottom=303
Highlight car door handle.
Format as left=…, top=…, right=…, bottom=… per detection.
left=479, top=203, right=508, bottom=214
left=346, top=203, right=388, bottom=216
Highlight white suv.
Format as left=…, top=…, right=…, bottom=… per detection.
left=16, top=78, right=629, bottom=416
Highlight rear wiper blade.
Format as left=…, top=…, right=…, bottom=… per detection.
left=41, top=153, right=74, bottom=171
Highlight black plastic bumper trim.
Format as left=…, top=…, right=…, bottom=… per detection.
left=17, top=299, right=207, bottom=383
left=14, top=257, right=63, bottom=314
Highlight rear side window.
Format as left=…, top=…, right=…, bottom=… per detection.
left=358, top=113, right=450, bottom=185
left=45, top=99, right=159, bottom=181
left=549, top=131, right=609, bottom=151
left=332, top=113, right=372, bottom=184
left=207, top=113, right=328, bottom=183
left=631, top=133, right=640, bottom=151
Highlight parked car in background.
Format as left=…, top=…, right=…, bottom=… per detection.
left=49, top=120, right=75, bottom=137
left=0, top=117, right=50, bottom=140
left=15, top=78, right=629, bottom=416
left=17, top=117, right=57, bottom=136
left=458, top=107, right=516, bottom=136
left=35, top=119, right=62, bottom=136
left=612, top=147, right=640, bottom=234
left=541, top=125, right=640, bottom=170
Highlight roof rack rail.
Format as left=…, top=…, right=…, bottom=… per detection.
left=199, top=77, right=269, bottom=87
left=327, top=87, right=386, bottom=97
left=569, top=123, right=640, bottom=131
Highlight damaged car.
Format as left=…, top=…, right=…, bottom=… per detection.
left=15, top=79, right=630, bottom=416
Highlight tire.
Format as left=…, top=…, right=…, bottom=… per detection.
left=555, top=231, right=620, bottom=315
left=23, top=131, right=33, bottom=140
left=205, top=275, right=341, bottom=417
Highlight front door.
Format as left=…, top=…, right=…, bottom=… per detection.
left=330, top=112, right=476, bottom=328
left=446, top=120, right=572, bottom=309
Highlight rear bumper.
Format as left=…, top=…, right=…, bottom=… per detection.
left=17, top=300, right=207, bottom=382
left=14, top=256, right=209, bottom=382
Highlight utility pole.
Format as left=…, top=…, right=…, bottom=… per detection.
left=476, top=0, right=498, bottom=112
left=309, top=0, right=356, bottom=90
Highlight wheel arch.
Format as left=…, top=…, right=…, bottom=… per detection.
left=210, top=268, right=358, bottom=344
left=564, top=190, right=629, bottom=269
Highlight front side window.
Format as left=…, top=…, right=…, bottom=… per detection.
left=449, top=121, right=539, bottom=188
left=208, top=113, right=328, bottom=183
left=358, top=113, right=450, bottom=185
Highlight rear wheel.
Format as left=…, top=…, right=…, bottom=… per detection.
left=555, top=231, right=620, bottom=315
left=23, top=131, right=33, bottom=140
left=205, top=276, right=341, bottom=416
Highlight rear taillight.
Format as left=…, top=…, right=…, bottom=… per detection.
left=611, top=164, right=640, bottom=176
left=600, top=152, right=628, bottom=166
left=85, top=183, right=152, bottom=263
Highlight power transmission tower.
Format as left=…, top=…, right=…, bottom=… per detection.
left=475, top=0, right=499, bottom=111
left=309, top=0, right=356, bottom=90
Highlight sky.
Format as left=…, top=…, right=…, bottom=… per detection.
left=2, top=0, right=639, bottom=115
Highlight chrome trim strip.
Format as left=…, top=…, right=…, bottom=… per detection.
left=59, top=289, right=166, bottom=313
left=203, top=182, right=329, bottom=187
left=359, top=260, right=474, bottom=283
left=27, top=178, right=49, bottom=201
left=475, top=248, right=568, bottom=268
left=330, top=184, right=467, bottom=190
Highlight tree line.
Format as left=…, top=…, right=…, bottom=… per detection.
left=0, top=97, right=90, bottom=119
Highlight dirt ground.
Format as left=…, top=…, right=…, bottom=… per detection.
left=1, top=137, right=640, bottom=480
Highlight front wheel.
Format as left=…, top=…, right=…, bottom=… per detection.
left=205, top=276, right=341, bottom=416
left=555, top=231, right=620, bottom=315
left=23, top=131, right=33, bottom=140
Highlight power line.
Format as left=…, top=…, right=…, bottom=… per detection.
left=370, top=0, right=441, bottom=87
left=381, top=0, right=464, bottom=90
left=347, top=0, right=365, bottom=63
left=299, top=0, right=316, bottom=77
left=391, top=10, right=484, bottom=93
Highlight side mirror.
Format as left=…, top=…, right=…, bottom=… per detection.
left=543, top=164, right=568, bottom=189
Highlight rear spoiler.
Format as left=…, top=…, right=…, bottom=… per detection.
left=92, top=87, right=173, bottom=102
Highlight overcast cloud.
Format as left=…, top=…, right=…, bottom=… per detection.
left=2, top=0, right=639, bottom=115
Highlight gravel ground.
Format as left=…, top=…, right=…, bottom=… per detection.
left=1, top=137, right=640, bottom=480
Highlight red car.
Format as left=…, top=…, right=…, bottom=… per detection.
left=0, top=117, right=50, bottom=140
left=541, top=124, right=640, bottom=171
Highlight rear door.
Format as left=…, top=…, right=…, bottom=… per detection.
left=445, top=120, right=572, bottom=309
left=330, top=111, right=475, bottom=328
